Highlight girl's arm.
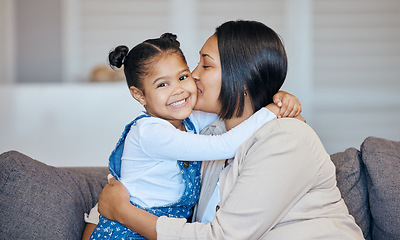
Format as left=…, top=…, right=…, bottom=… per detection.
left=139, top=107, right=276, bottom=161
left=82, top=223, right=96, bottom=240
left=188, top=111, right=219, bottom=133
left=191, top=90, right=303, bottom=132
left=137, top=90, right=302, bottom=162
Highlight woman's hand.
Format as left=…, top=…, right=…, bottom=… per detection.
left=97, top=175, right=159, bottom=240
left=98, top=175, right=131, bottom=222
left=272, top=90, right=302, bottom=118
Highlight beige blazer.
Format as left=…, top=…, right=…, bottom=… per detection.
left=157, top=118, right=364, bottom=239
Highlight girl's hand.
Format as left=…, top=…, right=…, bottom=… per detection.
left=272, top=91, right=302, bottom=118
left=98, top=175, right=131, bottom=222
left=295, top=114, right=306, bottom=123
left=266, top=103, right=306, bottom=123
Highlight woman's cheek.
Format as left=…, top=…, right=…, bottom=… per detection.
left=195, top=94, right=219, bottom=113
left=193, top=93, right=205, bottom=110
left=194, top=93, right=212, bottom=112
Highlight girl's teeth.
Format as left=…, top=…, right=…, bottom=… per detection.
left=170, top=99, right=185, bottom=106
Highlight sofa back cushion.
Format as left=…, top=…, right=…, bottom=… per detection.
left=0, top=151, right=108, bottom=240
left=331, top=147, right=371, bottom=240
left=361, top=136, right=400, bottom=240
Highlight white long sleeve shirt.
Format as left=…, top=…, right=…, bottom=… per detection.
left=120, top=108, right=276, bottom=208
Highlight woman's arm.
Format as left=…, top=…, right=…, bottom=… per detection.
left=98, top=176, right=158, bottom=240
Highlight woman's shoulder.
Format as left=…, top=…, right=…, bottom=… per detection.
left=248, top=118, right=329, bottom=164
left=243, top=118, right=324, bottom=159
left=255, top=118, right=314, bottom=139
left=199, top=118, right=226, bottom=135
left=236, top=118, right=329, bottom=176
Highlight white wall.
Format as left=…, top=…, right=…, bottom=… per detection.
left=15, top=0, right=62, bottom=83
left=312, top=0, right=400, bottom=152
left=0, top=0, right=399, bottom=166
left=0, top=83, right=143, bottom=166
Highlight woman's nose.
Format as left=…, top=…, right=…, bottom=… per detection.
left=191, top=66, right=200, bottom=81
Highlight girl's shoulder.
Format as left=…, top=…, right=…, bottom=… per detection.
left=129, top=112, right=174, bottom=132
left=135, top=115, right=172, bottom=126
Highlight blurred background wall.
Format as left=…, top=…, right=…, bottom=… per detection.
left=0, top=0, right=399, bottom=166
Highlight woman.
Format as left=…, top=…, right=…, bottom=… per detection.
left=91, top=20, right=364, bottom=239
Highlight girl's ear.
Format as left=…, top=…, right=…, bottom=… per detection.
left=130, top=86, right=146, bottom=106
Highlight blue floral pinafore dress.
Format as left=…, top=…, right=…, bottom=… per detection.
left=90, top=113, right=201, bottom=240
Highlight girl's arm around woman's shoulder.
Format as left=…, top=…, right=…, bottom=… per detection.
left=137, top=108, right=276, bottom=161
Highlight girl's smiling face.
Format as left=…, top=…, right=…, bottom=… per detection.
left=192, top=34, right=222, bottom=114
left=130, top=53, right=197, bottom=129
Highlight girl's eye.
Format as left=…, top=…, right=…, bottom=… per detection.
left=179, top=75, right=188, bottom=81
left=157, top=83, right=167, bottom=88
left=202, top=65, right=210, bottom=69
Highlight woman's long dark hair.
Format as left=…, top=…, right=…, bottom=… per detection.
left=216, top=20, right=287, bottom=119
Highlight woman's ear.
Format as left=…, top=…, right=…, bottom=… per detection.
left=130, top=86, right=146, bottom=106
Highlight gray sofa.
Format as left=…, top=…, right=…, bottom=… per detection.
left=0, top=136, right=399, bottom=240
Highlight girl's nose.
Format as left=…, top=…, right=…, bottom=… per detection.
left=173, top=84, right=185, bottom=96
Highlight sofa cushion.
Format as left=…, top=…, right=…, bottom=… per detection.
left=361, top=136, right=400, bottom=240
left=0, top=151, right=108, bottom=240
left=330, top=147, right=371, bottom=240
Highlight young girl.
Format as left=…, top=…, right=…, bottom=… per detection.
left=90, top=33, right=300, bottom=239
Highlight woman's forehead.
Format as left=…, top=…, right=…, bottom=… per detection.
left=200, top=35, right=219, bottom=59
